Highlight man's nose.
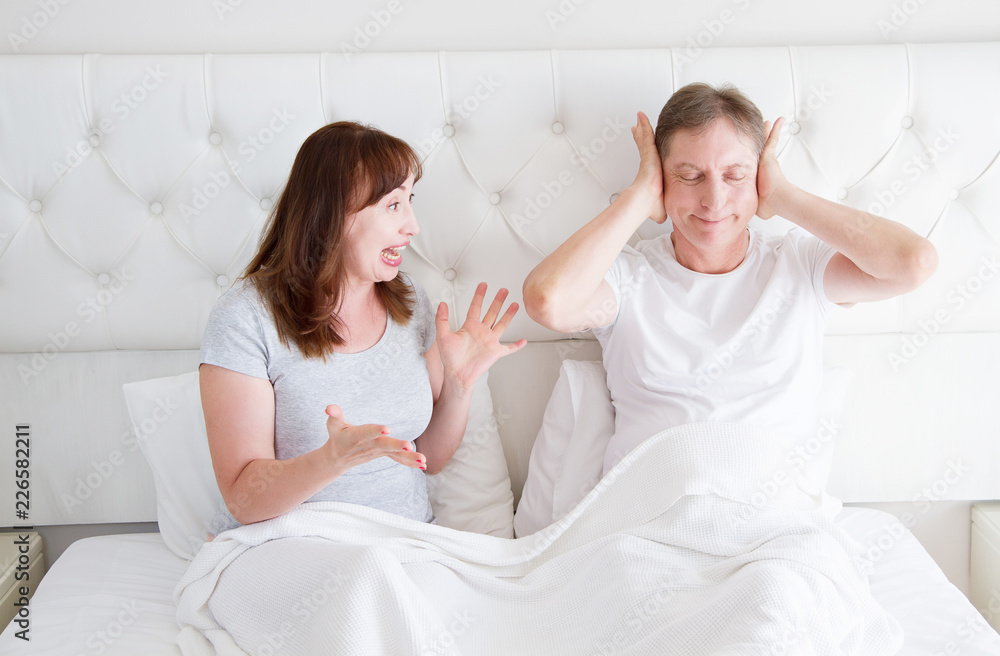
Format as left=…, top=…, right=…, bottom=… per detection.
left=701, top=178, right=727, bottom=212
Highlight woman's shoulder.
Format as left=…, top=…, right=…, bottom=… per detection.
left=396, top=272, right=436, bottom=350
left=399, top=272, right=433, bottom=310
left=221, top=277, right=265, bottom=304
left=399, top=271, right=425, bottom=294
left=208, top=277, right=269, bottom=326
left=201, top=277, right=273, bottom=377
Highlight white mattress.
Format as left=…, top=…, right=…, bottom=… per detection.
left=2, top=508, right=998, bottom=654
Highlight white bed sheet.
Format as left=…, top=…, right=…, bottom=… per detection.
left=0, top=532, right=185, bottom=655
left=2, top=508, right=998, bottom=655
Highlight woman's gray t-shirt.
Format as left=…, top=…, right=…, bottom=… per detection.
left=201, top=273, right=436, bottom=534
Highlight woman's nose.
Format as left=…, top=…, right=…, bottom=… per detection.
left=403, top=206, right=419, bottom=237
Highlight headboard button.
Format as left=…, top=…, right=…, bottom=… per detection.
left=552, top=121, right=565, bottom=134
left=949, top=188, right=960, bottom=201
left=610, top=193, right=620, bottom=204
left=260, top=197, right=273, bottom=210
left=442, top=124, right=456, bottom=138
left=28, top=199, right=41, bottom=213
left=901, top=116, right=914, bottom=129
left=489, top=192, right=501, bottom=205
left=97, top=273, right=111, bottom=285
left=836, top=188, right=848, bottom=200
left=216, top=275, right=230, bottom=287
left=209, top=131, right=223, bottom=145
left=88, top=133, right=102, bottom=147
left=150, top=202, right=163, bottom=215
left=788, top=121, right=801, bottom=135
left=443, top=268, right=457, bottom=281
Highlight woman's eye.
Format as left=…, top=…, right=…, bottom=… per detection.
left=388, top=202, right=399, bottom=211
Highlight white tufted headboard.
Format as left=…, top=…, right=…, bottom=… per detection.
left=1, top=45, right=998, bottom=527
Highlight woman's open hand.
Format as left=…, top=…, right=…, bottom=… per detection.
left=322, top=404, right=427, bottom=472
left=435, top=283, right=527, bottom=392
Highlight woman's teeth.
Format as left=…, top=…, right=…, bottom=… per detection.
left=381, top=245, right=406, bottom=262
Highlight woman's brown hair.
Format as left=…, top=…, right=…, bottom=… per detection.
left=243, top=121, right=423, bottom=360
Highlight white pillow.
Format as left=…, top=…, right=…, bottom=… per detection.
left=123, top=370, right=515, bottom=559
left=425, top=375, right=515, bottom=538
left=514, top=360, right=613, bottom=538
left=512, top=360, right=854, bottom=538
left=122, top=370, right=223, bottom=560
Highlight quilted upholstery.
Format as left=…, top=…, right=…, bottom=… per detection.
left=1, top=45, right=998, bottom=524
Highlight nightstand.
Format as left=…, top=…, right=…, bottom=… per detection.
left=971, top=502, right=1000, bottom=632
left=0, top=532, right=45, bottom=634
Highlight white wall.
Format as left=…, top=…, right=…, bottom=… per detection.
left=3, top=0, right=996, bottom=594
left=2, top=0, right=998, bottom=55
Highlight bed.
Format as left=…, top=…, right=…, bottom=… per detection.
left=1, top=44, right=1000, bottom=654
left=4, top=506, right=998, bottom=655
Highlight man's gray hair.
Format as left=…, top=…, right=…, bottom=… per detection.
left=654, top=82, right=766, bottom=160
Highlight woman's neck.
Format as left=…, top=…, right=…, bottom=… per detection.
left=334, top=281, right=379, bottom=319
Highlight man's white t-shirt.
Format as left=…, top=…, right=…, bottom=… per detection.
left=592, top=227, right=838, bottom=474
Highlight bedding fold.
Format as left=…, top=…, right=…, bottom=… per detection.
left=174, top=421, right=903, bottom=656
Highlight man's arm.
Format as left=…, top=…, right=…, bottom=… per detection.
left=756, top=117, right=938, bottom=304
left=523, top=112, right=665, bottom=333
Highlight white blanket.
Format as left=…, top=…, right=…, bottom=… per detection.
left=174, top=422, right=903, bottom=655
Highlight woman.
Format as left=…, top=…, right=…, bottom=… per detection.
left=200, top=120, right=526, bottom=536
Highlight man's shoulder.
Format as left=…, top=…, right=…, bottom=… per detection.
left=627, top=233, right=673, bottom=261
left=751, top=227, right=837, bottom=298
left=752, top=226, right=828, bottom=261
left=761, top=226, right=818, bottom=249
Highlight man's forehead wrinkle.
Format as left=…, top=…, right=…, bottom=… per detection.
left=670, top=162, right=752, bottom=171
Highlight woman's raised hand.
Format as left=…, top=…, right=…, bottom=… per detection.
left=322, top=404, right=427, bottom=472
left=435, top=283, right=528, bottom=391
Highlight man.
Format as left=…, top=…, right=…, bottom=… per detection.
left=523, top=83, right=937, bottom=474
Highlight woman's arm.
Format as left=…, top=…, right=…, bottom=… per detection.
left=756, top=118, right=938, bottom=304
left=414, top=284, right=526, bottom=474
left=522, top=112, right=665, bottom=333
left=414, top=342, right=474, bottom=475
left=202, top=363, right=424, bottom=525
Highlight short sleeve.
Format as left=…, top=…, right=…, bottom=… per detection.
left=590, top=244, right=640, bottom=335
left=405, top=274, right=436, bottom=353
left=200, top=281, right=271, bottom=380
left=782, top=228, right=839, bottom=316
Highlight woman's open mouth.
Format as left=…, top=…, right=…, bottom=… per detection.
left=380, top=244, right=406, bottom=266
